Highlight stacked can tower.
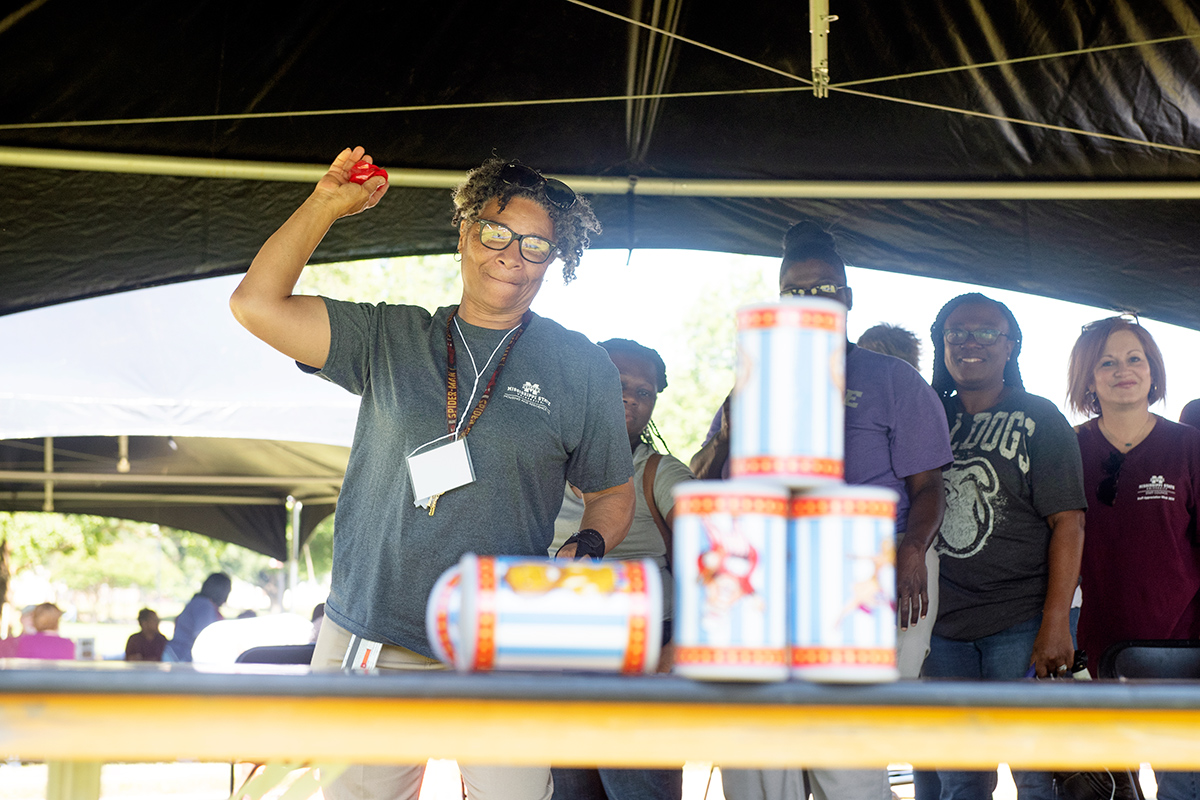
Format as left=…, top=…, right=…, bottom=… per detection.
left=673, top=298, right=900, bottom=683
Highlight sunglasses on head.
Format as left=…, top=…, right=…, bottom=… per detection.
left=1082, top=312, right=1140, bottom=333
left=1097, top=450, right=1125, bottom=506
left=500, top=162, right=577, bottom=211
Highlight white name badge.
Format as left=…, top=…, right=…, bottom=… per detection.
left=408, top=437, right=476, bottom=506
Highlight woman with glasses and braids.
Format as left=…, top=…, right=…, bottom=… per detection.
left=919, top=293, right=1086, bottom=800
left=232, top=148, right=633, bottom=800
left=550, top=337, right=692, bottom=800
left=1068, top=319, right=1200, bottom=667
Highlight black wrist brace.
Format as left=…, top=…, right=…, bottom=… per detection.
left=556, top=528, right=606, bottom=560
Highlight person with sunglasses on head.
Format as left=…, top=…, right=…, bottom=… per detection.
left=699, top=221, right=952, bottom=800
left=1066, top=316, right=1200, bottom=800
left=1068, top=318, right=1200, bottom=662
left=919, top=294, right=1086, bottom=800
left=232, top=148, right=634, bottom=800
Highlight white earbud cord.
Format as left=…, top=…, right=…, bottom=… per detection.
left=451, top=316, right=521, bottom=438
left=406, top=316, right=521, bottom=460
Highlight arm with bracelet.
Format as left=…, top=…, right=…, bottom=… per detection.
left=555, top=478, right=634, bottom=559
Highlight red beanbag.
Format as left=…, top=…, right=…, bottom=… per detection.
left=348, top=160, right=388, bottom=185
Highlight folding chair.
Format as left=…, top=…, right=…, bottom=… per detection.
left=1058, top=639, right=1200, bottom=800
left=1098, top=639, right=1200, bottom=680
left=234, top=643, right=317, bottom=665
left=230, top=643, right=318, bottom=795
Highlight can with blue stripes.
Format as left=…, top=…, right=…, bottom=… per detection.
left=789, top=485, right=900, bottom=683
left=456, top=554, right=662, bottom=673
left=672, top=480, right=789, bottom=681
left=731, top=299, right=845, bottom=487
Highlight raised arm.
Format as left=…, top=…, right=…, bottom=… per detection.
left=229, top=146, right=389, bottom=369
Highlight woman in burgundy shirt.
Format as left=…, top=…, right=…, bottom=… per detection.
left=1068, top=316, right=1200, bottom=800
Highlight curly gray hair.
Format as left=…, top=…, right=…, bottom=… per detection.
left=451, top=157, right=601, bottom=283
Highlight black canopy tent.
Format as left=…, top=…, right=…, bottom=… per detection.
left=1, top=1, right=1199, bottom=326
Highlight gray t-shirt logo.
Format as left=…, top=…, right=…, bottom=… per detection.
left=504, top=380, right=552, bottom=414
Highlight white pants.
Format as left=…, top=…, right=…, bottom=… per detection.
left=895, top=543, right=940, bottom=680
left=312, top=616, right=553, bottom=800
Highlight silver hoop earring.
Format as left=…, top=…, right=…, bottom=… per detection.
left=453, top=252, right=462, bottom=263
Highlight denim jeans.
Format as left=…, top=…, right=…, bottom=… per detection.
left=550, top=767, right=681, bottom=800
left=920, top=612, right=1068, bottom=800
left=1157, top=770, right=1200, bottom=800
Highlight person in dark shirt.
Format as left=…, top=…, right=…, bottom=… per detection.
left=125, top=607, right=168, bottom=662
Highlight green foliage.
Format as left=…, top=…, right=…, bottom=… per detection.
left=0, top=513, right=276, bottom=612
left=303, top=514, right=334, bottom=578
left=652, top=269, right=775, bottom=460
left=296, top=255, right=462, bottom=309
left=0, top=512, right=122, bottom=574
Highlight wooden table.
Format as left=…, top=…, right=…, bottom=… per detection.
left=3, top=660, right=1200, bottom=797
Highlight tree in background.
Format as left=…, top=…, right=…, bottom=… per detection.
left=296, top=254, right=461, bottom=307
left=651, top=270, right=775, bottom=459
left=0, top=512, right=277, bottom=622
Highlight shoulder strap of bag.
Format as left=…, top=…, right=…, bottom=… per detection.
left=642, top=452, right=673, bottom=570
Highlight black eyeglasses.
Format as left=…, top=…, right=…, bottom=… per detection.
left=476, top=219, right=558, bottom=264
left=781, top=284, right=847, bottom=299
left=500, top=162, right=577, bottom=211
left=1097, top=451, right=1125, bottom=506
left=1082, top=312, right=1140, bottom=333
left=943, top=328, right=1012, bottom=346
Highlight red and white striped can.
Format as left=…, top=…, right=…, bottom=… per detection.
left=425, top=564, right=462, bottom=666
left=731, top=299, right=846, bottom=488
left=672, top=481, right=789, bottom=681
left=455, top=554, right=661, bottom=674
left=788, top=485, right=900, bottom=683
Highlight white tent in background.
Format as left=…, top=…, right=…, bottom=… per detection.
left=0, top=276, right=358, bottom=561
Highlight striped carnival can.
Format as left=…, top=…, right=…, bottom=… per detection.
left=456, top=554, right=662, bottom=674
left=731, top=299, right=846, bottom=488
left=672, top=480, right=789, bottom=681
left=425, top=564, right=462, bottom=666
left=788, top=485, right=900, bottom=683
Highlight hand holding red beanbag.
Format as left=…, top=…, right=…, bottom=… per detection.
left=348, top=160, right=388, bottom=185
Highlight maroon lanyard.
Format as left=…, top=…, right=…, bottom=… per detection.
left=445, top=309, right=532, bottom=438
